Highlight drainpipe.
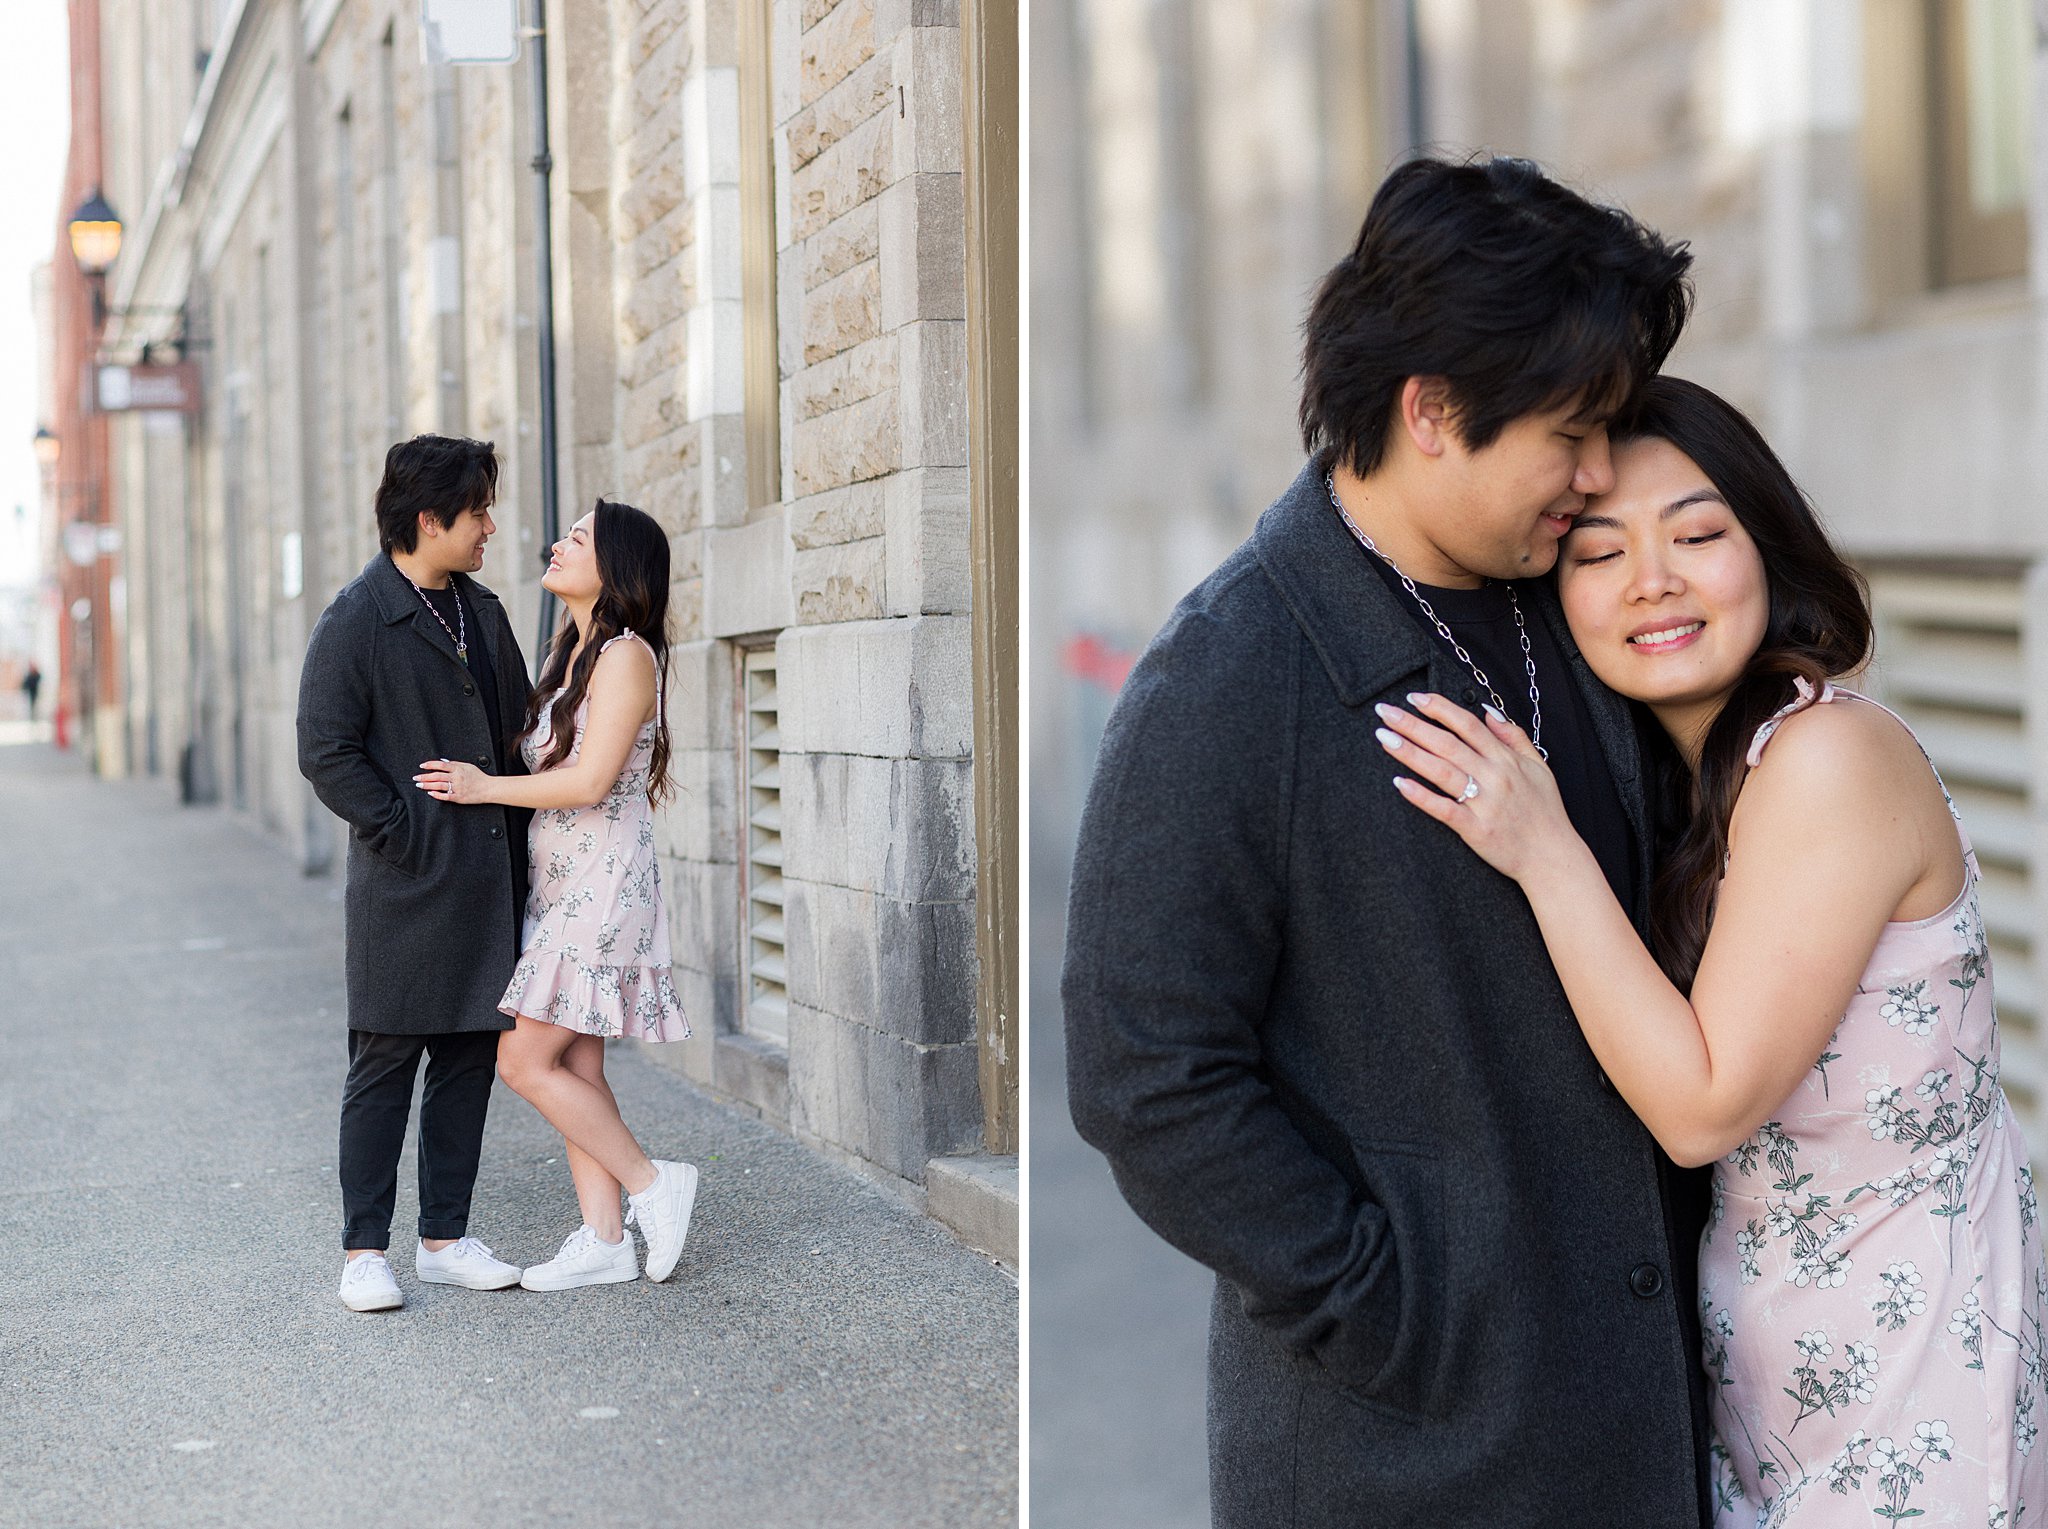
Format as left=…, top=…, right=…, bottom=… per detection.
left=527, top=0, right=560, bottom=669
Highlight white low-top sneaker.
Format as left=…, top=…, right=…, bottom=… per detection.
left=519, top=1225, right=639, bottom=1291
left=338, top=1251, right=404, bottom=1312
left=415, top=1236, right=522, bottom=1290
left=627, top=1159, right=699, bottom=1283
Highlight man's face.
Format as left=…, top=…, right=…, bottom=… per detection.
left=420, top=502, right=495, bottom=575
left=1429, top=400, right=1616, bottom=582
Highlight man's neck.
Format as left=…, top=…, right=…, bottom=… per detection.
left=390, top=547, right=451, bottom=591
left=1328, top=461, right=1484, bottom=590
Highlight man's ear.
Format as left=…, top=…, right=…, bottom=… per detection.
left=1397, top=377, right=1456, bottom=460
left=417, top=509, right=441, bottom=543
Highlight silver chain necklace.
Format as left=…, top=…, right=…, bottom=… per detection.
left=404, top=570, right=468, bottom=664
left=1325, top=472, right=1546, bottom=760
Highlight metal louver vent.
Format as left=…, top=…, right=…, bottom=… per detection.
left=743, top=647, right=788, bottom=1044
left=1864, top=565, right=2038, bottom=1131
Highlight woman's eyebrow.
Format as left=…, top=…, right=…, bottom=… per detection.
left=1569, top=489, right=1726, bottom=534
left=1663, top=489, right=1726, bottom=515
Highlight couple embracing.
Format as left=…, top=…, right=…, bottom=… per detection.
left=1065, top=157, right=2048, bottom=1525
left=297, top=435, right=697, bottom=1313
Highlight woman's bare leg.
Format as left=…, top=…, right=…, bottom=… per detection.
left=497, top=1017, right=656, bottom=1196
left=560, top=1034, right=626, bottom=1240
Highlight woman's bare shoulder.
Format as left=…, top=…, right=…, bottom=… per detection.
left=1733, top=691, right=1948, bottom=835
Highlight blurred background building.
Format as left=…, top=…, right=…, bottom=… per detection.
left=38, top=0, right=1017, bottom=1259
left=1031, top=0, right=2048, bottom=1520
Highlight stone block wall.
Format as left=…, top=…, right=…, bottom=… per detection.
left=552, top=0, right=987, bottom=1190
left=613, top=0, right=986, bottom=1186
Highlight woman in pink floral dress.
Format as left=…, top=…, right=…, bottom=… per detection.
left=416, top=499, right=698, bottom=1293
left=1377, top=378, right=2047, bottom=1526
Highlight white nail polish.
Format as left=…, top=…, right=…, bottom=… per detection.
left=1375, top=728, right=1403, bottom=750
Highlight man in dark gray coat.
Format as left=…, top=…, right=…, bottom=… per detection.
left=1064, top=158, right=1713, bottom=1525
left=298, top=435, right=534, bottom=1312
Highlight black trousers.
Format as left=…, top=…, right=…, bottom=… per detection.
left=338, top=1028, right=500, bottom=1251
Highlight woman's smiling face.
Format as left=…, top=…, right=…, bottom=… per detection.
left=541, top=511, right=601, bottom=602
left=1557, top=436, right=1770, bottom=714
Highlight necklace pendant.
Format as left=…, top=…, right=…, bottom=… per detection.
left=457, top=644, right=468, bottom=663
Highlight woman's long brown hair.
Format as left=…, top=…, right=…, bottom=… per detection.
left=1609, top=378, right=1872, bottom=991
left=521, top=499, right=673, bottom=805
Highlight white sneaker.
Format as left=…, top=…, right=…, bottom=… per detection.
left=518, top=1225, right=639, bottom=1291
left=415, top=1236, right=522, bottom=1290
left=627, top=1159, right=699, bottom=1283
left=338, top=1251, right=404, bottom=1312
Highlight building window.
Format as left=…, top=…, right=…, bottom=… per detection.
left=1864, top=563, right=2038, bottom=1133
left=1929, top=0, right=2031, bottom=287
left=738, top=0, right=781, bottom=511
left=740, top=644, right=788, bottom=1043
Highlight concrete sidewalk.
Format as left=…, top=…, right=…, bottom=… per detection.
left=0, top=742, right=1016, bottom=1529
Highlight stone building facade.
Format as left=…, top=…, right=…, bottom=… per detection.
left=1035, top=0, right=2048, bottom=1154
left=67, top=0, right=1016, bottom=1254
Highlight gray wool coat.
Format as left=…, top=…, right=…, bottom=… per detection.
left=297, top=553, right=533, bottom=1036
left=1063, top=463, right=1712, bottom=1528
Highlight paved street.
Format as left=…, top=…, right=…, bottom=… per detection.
left=1027, top=894, right=1211, bottom=1529
left=0, top=741, right=1016, bottom=1529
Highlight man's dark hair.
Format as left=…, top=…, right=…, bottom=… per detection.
left=1300, top=155, right=1694, bottom=476
left=374, top=434, right=500, bottom=554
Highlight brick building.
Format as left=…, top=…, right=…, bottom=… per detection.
left=44, top=0, right=119, bottom=766
left=63, top=0, right=1016, bottom=1254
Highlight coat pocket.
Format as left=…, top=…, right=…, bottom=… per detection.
left=1338, top=1140, right=1447, bottom=1423
left=352, top=817, right=423, bottom=881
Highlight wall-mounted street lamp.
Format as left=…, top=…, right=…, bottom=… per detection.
left=32, top=427, right=59, bottom=469
left=67, top=188, right=122, bottom=278
left=66, top=189, right=181, bottom=337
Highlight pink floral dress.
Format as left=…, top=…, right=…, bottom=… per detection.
left=1701, top=684, right=2046, bottom=1526
left=497, top=632, right=689, bottom=1042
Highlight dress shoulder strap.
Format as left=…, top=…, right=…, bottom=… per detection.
left=1744, top=676, right=1836, bottom=767
left=597, top=629, right=646, bottom=657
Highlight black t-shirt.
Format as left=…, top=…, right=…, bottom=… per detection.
left=417, top=578, right=523, bottom=915
left=1363, top=553, right=1638, bottom=910
left=418, top=581, right=505, bottom=766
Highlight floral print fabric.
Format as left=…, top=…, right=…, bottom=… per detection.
left=1702, top=687, right=2046, bottom=1527
left=497, top=632, right=689, bottom=1042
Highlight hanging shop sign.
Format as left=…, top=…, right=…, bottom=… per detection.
left=95, top=362, right=201, bottom=414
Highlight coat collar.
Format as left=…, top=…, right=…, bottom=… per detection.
left=1253, top=460, right=1432, bottom=708
left=361, top=552, right=507, bottom=670
left=1254, top=459, right=1643, bottom=794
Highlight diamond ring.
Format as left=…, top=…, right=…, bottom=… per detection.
left=1459, top=775, right=1480, bottom=802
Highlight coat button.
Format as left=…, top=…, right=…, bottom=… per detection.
left=490, top=826, right=503, bottom=839
left=475, top=756, right=489, bottom=767
left=1629, top=1263, right=1665, bottom=1299
left=463, top=683, right=476, bottom=696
